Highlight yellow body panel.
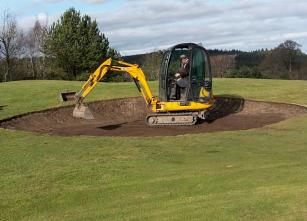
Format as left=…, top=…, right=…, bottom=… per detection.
left=153, top=100, right=214, bottom=112
left=75, top=58, right=214, bottom=113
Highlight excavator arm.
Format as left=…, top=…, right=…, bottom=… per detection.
left=73, top=58, right=158, bottom=119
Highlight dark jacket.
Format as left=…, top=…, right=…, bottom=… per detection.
left=178, top=63, right=190, bottom=78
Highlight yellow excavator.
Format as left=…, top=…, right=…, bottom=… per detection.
left=73, top=43, right=214, bottom=126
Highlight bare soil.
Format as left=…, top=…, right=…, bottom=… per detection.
left=1, top=96, right=307, bottom=137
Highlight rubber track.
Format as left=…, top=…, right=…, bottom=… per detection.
left=146, top=112, right=198, bottom=126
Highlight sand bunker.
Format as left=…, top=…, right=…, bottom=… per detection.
left=1, top=96, right=306, bottom=137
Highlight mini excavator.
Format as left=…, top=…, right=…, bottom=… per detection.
left=73, top=43, right=214, bottom=126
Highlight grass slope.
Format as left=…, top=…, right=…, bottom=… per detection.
left=1, top=79, right=307, bottom=221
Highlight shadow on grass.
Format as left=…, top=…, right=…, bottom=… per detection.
left=0, top=105, right=7, bottom=111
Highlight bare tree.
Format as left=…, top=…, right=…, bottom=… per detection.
left=210, top=54, right=235, bottom=78
left=37, top=18, right=48, bottom=80
left=26, top=21, right=41, bottom=79
left=24, top=19, right=48, bottom=80
left=142, top=51, right=163, bottom=80
left=0, top=11, right=20, bottom=82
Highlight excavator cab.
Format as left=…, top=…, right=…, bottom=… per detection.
left=159, top=43, right=212, bottom=103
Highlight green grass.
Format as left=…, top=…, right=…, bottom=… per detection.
left=0, top=80, right=158, bottom=120
left=214, top=78, right=307, bottom=105
left=1, top=79, right=307, bottom=221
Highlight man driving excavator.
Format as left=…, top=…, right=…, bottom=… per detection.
left=170, top=54, right=190, bottom=100
left=72, top=43, right=214, bottom=126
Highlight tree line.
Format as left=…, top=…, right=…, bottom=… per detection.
left=1, top=7, right=306, bottom=82
left=211, top=40, right=307, bottom=80
left=127, top=42, right=307, bottom=81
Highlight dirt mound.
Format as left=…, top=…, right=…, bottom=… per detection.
left=1, top=96, right=307, bottom=137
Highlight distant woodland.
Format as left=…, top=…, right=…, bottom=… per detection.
left=1, top=8, right=306, bottom=82
left=125, top=40, right=307, bottom=81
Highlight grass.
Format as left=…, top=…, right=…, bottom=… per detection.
left=0, top=80, right=158, bottom=120
left=1, top=78, right=307, bottom=221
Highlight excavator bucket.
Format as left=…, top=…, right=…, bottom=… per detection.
left=73, top=104, right=94, bottom=120
left=60, top=91, right=77, bottom=102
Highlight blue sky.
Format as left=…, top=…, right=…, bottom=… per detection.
left=0, top=0, right=124, bottom=20
left=1, top=0, right=306, bottom=55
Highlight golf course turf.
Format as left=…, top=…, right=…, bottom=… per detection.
left=1, top=79, right=307, bottom=220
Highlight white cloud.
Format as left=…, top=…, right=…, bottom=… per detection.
left=19, top=0, right=307, bottom=54
left=18, top=13, right=58, bottom=31
left=37, top=12, right=48, bottom=24
left=90, top=0, right=307, bottom=54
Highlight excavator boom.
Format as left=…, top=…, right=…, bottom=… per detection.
left=73, top=58, right=157, bottom=119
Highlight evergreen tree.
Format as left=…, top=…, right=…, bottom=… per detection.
left=45, top=8, right=110, bottom=79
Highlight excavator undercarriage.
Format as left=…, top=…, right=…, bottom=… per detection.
left=146, top=110, right=210, bottom=126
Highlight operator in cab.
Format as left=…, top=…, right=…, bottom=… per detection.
left=170, top=54, right=190, bottom=100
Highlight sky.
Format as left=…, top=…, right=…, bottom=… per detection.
left=0, top=0, right=306, bottom=55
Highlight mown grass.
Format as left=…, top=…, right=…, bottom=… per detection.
left=1, top=79, right=307, bottom=221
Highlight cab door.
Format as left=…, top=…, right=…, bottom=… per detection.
left=189, top=47, right=211, bottom=101
left=158, top=51, right=170, bottom=101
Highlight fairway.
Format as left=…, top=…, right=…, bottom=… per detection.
left=1, top=79, right=307, bottom=220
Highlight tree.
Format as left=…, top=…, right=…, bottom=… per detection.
left=45, top=8, right=110, bottom=79
left=210, top=54, right=235, bottom=78
left=277, top=40, right=302, bottom=73
left=226, top=66, right=263, bottom=79
left=25, top=20, right=48, bottom=79
left=142, top=51, right=163, bottom=80
left=0, top=11, right=21, bottom=82
left=260, top=49, right=283, bottom=79
left=260, top=40, right=303, bottom=79
left=25, top=21, right=40, bottom=79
